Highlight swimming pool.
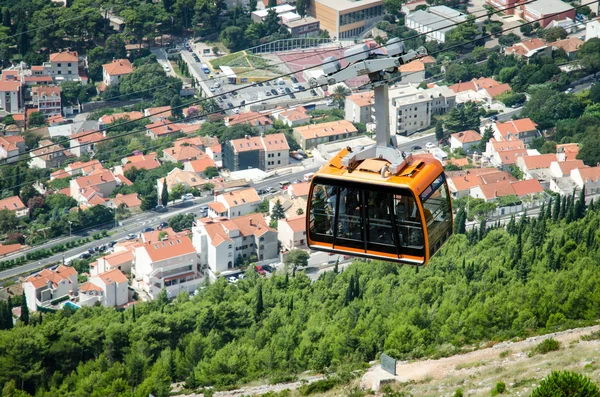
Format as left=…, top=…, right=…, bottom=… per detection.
left=63, top=301, right=81, bottom=310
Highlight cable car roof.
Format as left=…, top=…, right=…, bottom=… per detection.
left=316, top=148, right=444, bottom=195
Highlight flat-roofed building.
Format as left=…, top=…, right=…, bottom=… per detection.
left=223, top=133, right=290, bottom=171
left=521, top=0, right=575, bottom=28
left=307, top=0, right=384, bottom=39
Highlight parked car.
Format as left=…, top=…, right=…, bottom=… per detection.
left=209, top=87, right=215, bottom=92
left=255, top=265, right=266, bottom=275
left=98, top=245, right=107, bottom=252
left=88, top=248, right=94, bottom=254
left=410, top=145, right=422, bottom=151
left=163, top=64, right=171, bottom=72
left=265, top=91, right=272, bottom=96
left=227, top=276, right=237, bottom=284
left=289, top=93, right=296, bottom=99
left=107, top=241, right=117, bottom=248
left=258, top=82, right=264, bottom=86
left=154, top=204, right=167, bottom=212
left=310, top=89, right=317, bottom=96
left=237, top=273, right=245, bottom=279
left=256, top=189, right=266, bottom=195
left=142, top=227, right=154, bottom=233
left=305, top=150, right=313, bottom=158
left=127, top=233, right=137, bottom=240
left=263, top=264, right=275, bottom=273
left=284, top=87, right=291, bottom=93
left=265, top=81, right=271, bottom=86
left=292, top=84, right=300, bottom=91
left=157, top=222, right=169, bottom=230
left=271, top=89, right=278, bottom=95
left=291, top=76, right=298, bottom=83
left=79, top=253, right=91, bottom=259
left=426, top=142, right=435, bottom=149
left=266, top=187, right=277, bottom=193
left=227, top=102, right=234, bottom=108
left=278, top=87, right=285, bottom=94
left=182, top=193, right=194, bottom=201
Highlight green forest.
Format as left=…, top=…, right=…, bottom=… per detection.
left=2, top=193, right=600, bottom=396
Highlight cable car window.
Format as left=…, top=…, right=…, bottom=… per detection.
left=420, top=173, right=452, bottom=256
left=335, top=187, right=364, bottom=249
left=394, top=194, right=425, bottom=257
left=365, top=191, right=395, bottom=253
left=309, top=184, right=335, bottom=243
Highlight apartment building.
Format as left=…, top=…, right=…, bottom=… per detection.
left=133, top=235, right=201, bottom=299
left=224, top=111, right=273, bottom=134
left=278, top=215, right=307, bottom=251
left=406, top=6, right=468, bottom=43
left=345, top=91, right=374, bottom=124
left=282, top=15, right=321, bottom=37
left=521, top=0, right=575, bottom=28
left=0, top=196, right=28, bottom=218
left=69, top=131, right=105, bottom=157
left=192, top=213, right=278, bottom=275
left=214, top=188, right=261, bottom=218
left=23, top=265, right=78, bottom=312
left=31, top=86, right=62, bottom=117
left=79, top=269, right=128, bottom=308
left=486, top=0, right=523, bottom=15
left=0, top=70, right=22, bottom=113
left=29, top=139, right=71, bottom=169
left=492, top=118, right=540, bottom=144
left=223, top=133, right=290, bottom=171
left=307, top=0, right=384, bottom=39
left=388, top=85, right=456, bottom=136
left=102, top=59, right=133, bottom=87
left=0, top=135, right=25, bottom=164
left=69, top=169, right=117, bottom=204
left=293, top=120, right=358, bottom=150
left=48, top=50, right=83, bottom=82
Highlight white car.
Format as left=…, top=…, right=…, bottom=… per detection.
left=182, top=193, right=194, bottom=201
left=227, top=276, right=237, bottom=284
left=238, top=273, right=245, bottom=280
left=214, top=82, right=221, bottom=88
left=426, top=142, right=435, bottom=149
left=233, top=108, right=239, bottom=114
left=292, top=84, right=300, bottom=91
left=126, top=233, right=137, bottom=240
left=163, top=65, right=171, bottom=72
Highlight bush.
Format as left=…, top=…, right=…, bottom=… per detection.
left=531, top=371, right=599, bottom=397
left=298, top=379, right=338, bottom=395
left=491, top=381, right=506, bottom=395
left=530, top=338, right=561, bottom=356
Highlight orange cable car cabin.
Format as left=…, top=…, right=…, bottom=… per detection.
left=307, top=149, right=453, bottom=266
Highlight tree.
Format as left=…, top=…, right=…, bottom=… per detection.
left=27, top=112, right=45, bottom=127
left=170, top=96, right=183, bottom=118
left=141, top=192, right=158, bottom=211
left=454, top=207, right=466, bottom=234
left=590, top=83, right=600, bottom=104
left=203, top=166, right=219, bottom=179
left=542, top=27, right=567, bottom=42
left=520, top=24, right=533, bottom=36
left=296, top=208, right=304, bottom=215
left=577, top=38, right=600, bottom=73
left=331, top=85, right=350, bottom=109
left=531, top=371, right=599, bottom=397
left=249, top=0, right=257, bottom=12
left=271, top=199, right=286, bottom=221
left=383, top=0, right=403, bottom=15
left=479, top=125, right=493, bottom=152
left=255, top=283, right=264, bottom=319
left=20, top=296, right=29, bottom=326
left=577, top=129, right=600, bottom=166
left=444, top=102, right=480, bottom=133
left=284, top=249, right=309, bottom=274
left=435, top=120, right=444, bottom=141
left=161, top=179, right=169, bottom=206
left=169, top=183, right=185, bottom=202
left=169, top=213, right=195, bottom=232
left=0, top=209, right=17, bottom=233
left=521, top=88, right=584, bottom=130
left=219, top=26, right=245, bottom=52
left=296, top=0, right=307, bottom=17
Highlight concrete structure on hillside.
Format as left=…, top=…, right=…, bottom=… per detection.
left=223, top=133, right=289, bottom=171
left=282, top=15, right=321, bottom=37
left=388, top=84, right=456, bottom=136
left=192, top=214, right=278, bottom=276
left=307, top=0, right=384, bottom=39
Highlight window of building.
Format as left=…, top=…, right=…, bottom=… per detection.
left=68, top=63, right=72, bottom=67
left=58, top=63, right=61, bottom=67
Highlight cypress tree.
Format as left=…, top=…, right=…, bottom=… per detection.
left=255, top=283, right=264, bottom=319
left=334, top=258, right=339, bottom=274
left=566, top=195, right=574, bottom=223
left=353, top=272, right=360, bottom=299
left=552, top=196, right=560, bottom=221
left=344, top=274, right=355, bottom=304
left=545, top=199, right=552, bottom=220
left=559, top=195, right=566, bottom=220
left=161, top=178, right=169, bottom=206
left=284, top=272, right=289, bottom=287
left=20, top=294, right=29, bottom=326
left=575, top=186, right=586, bottom=220
left=132, top=304, right=137, bottom=322
left=2, top=8, right=10, bottom=29
left=547, top=247, right=556, bottom=271
left=539, top=202, right=545, bottom=222
left=288, top=296, right=294, bottom=313
left=454, top=207, right=466, bottom=234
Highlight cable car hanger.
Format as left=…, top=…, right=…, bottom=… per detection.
left=305, top=39, right=454, bottom=266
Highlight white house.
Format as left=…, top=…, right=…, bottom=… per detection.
left=0, top=70, right=22, bottom=113
left=345, top=91, right=374, bottom=124
left=570, top=166, right=600, bottom=194
left=23, top=265, right=78, bottom=312
left=69, top=131, right=105, bottom=157
left=48, top=50, right=83, bottom=83
left=133, top=236, right=201, bottom=300
left=91, top=250, right=134, bottom=276
left=79, top=269, right=128, bottom=308
left=450, top=130, right=482, bottom=153
left=102, top=59, right=133, bottom=87
left=192, top=213, right=278, bottom=276
left=278, top=215, right=307, bottom=251
left=215, top=188, right=261, bottom=218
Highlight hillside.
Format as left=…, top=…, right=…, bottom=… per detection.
left=1, top=196, right=600, bottom=396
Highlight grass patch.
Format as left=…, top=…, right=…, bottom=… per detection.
left=209, top=51, right=251, bottom=69
left=512, top=378, right=537, bottom=388
left=499, top=349, right=512, bottom=359
left=581, top=331, right=600, bottom=341
left=455, top=361, right=487, bottom=370
left=528, top=338, right=561, bottom=357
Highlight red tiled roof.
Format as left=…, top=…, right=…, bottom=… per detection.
left=138, top=236, right=196, bottom=262
left=113, top=193, right=141, bottom=208
left=478, top=180, right=515, bottom=199
left=281, top=215, right=305, bottom=232
left=0, top=196, right=26, bottom=211
left=80, top=281, right=103, bottom=292
left=521, top=153, right=558, bottom=170
left=218, top=188, right=260, bottom=207
left=0, top=244, right=23, bottom=256
left=187, top=156, right=216, bottom=173
left=100, top=111, right=143, bottom=125
left=451, top=130, right=481, bottom=144
left=71, top=131, right=104, bottom=144
left=97, top=269, right=128, bottom=284
left=50, top=50, right=78, bottom=62
left=102, top=59, right=133, bottom=76
left=511, top=179, right=544, bottom=197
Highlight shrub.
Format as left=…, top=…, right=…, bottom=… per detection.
left=581, top=331, right=600, bottom=341
left=499, top=350, right=512, bottom=358
left=453, top=389, right=464, bottom=397
left=491, top=381, right=506, bottom=395
left=298, top=379, right=338, bottom=395
left=531, top=371, right=599, bottom=397
left=531, top=338, right=561, bottom=356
